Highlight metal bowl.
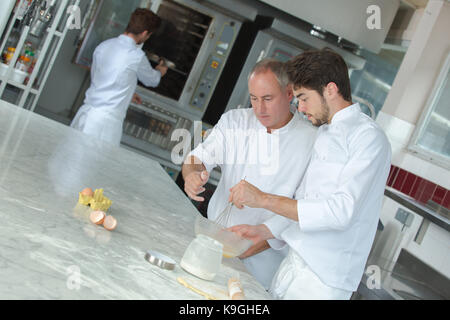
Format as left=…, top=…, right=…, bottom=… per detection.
left=146, top=52, right=176, bottom=69
left=160, top=57, right=176, bottom=69
left=194, top=214, right=253, bottom=258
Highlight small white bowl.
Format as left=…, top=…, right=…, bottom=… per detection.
left=11, top=68, right=28, bottom=84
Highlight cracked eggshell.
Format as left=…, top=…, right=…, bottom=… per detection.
left=90, top=210, right=106, bottom=225
left=103, top=215, right=117, bottom=231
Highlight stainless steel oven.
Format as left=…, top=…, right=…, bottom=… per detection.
left=73, top=0, right=257, bottom=176
left=224, top=18, right=367, bottom=114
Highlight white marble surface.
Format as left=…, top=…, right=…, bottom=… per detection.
left=0, top=101, right=270, bottom=300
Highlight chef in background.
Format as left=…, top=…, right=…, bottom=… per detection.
left=71, top=8, right=168, bottom=146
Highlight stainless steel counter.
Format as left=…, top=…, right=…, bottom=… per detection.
left=353, top=187, right=450, bottom=300
left=355, top=250, right=449, bottom=300
left=0, top=101, right=270, bottom=300
left=384, top=187, right=449, bottom=232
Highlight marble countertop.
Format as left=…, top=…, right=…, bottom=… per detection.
left=0, top=101, right=270, bottom=300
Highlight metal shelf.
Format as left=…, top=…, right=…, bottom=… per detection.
left=0, top=0, right=80, bottom=110
left=0, top=78, right=39, bottom=94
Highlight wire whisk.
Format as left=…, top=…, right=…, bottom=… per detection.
left=214, top=176, right=246, bottom=228
left=215, top=202, right=233, bottom=228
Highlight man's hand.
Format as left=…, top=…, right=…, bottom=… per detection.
left=228, top=224, right=274, bottom=245
left=132, top=93, right=142, bottom=104
left=229, top=180, right=266, bottom=209
left=238, top=240, right=270, bottom=259
left=184, top=170, right=209, bottom=202
left=155, top=60, right=168, bottom=77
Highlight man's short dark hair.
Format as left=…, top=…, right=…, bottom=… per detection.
left=286, top=48, right=352, bottom=102
left=126, top=8, right=161, bottom=35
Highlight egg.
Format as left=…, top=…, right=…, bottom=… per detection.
left=89, top=210, right=106, bottom=225
left=103, top=215, right=117, bottom=231
left=228, top=277, right=245, bottom=300
left=81, top=187, right=94, bottom=197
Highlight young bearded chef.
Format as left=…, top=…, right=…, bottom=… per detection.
left=181, top=59, right=317, bottom=289
left=229, top=49, right=392, bottom=299
left=71, top=8, right=168, bottom=146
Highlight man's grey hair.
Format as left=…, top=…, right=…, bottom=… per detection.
left=248, top=58, right=290, bottom=89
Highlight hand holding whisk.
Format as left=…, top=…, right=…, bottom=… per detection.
left=215, top=201, right=233, bottom=228
left=214, top=177, right=246, bottom=228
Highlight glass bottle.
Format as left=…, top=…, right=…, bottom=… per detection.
left=23, top=42, right=33, bottom=56
left=4, top=47, right=16, bottom=65
left=15, top=55, right=31, bottom=72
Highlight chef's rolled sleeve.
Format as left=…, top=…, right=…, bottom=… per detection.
left=137, top=56, right=161, bottom=87
left=264, top=215, right=291, bottom=250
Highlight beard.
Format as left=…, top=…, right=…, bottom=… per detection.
left=310, top=98, right=330, bottom=127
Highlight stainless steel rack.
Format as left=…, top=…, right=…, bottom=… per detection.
left=0, top=0, right=79, bottom=110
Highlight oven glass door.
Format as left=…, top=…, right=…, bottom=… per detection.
left=141, top=0, right=212, bottom=101
left=74, top=0, right=142, bottom=67
left=74, top=0, right=213, bottom=102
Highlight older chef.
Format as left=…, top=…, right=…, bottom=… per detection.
left=182, top=59, right=317, bottom=289
left=229, top=48, right=392, bottom=299
left=71, top=8, right=168, bottom=146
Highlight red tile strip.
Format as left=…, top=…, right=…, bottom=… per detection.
left=401, top=173, right=416, bottom=196
left=432, top=186, right=446, bottom=206
left=387, top=166, right=399, bottom=187
left=386, top=165, right=449, bottom=210
left=443, top=191, right=450, bottom=210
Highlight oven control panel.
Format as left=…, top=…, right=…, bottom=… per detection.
left=190, top=22, right=237, bottom=111
left=190, top=54, right=223, bottom=110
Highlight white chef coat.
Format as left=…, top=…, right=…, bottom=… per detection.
left=265, top=103, right=392, bottom=293
left=188, top=108, right=317, bottom=289
left=71, top=34, right=161, bottom=146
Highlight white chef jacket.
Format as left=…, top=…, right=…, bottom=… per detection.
left=71, top=35, right=161, bottom=145
left=265, top=104, right=392, bottom=292
left=188, top=108, right=317, bottom=289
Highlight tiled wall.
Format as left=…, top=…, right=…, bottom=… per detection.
left=387, top=165, right=450, bottom=210
left=379, top=169, right=450, bottom=279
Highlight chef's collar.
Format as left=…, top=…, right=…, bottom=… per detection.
left=330, top=103, right=361, bottom=124
left=119, top=34, right=138, bottom=47
left=272, top=111, right=299, bottom=134
left=256, top=110, right=299, bottom=134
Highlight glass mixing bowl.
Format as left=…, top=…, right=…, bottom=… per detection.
left=194, top=214, right=253, bottom=258
left=180, top=234, right=223, bottom=281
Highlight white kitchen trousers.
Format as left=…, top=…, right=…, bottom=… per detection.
left=269, top=249, right=353, bottom=300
